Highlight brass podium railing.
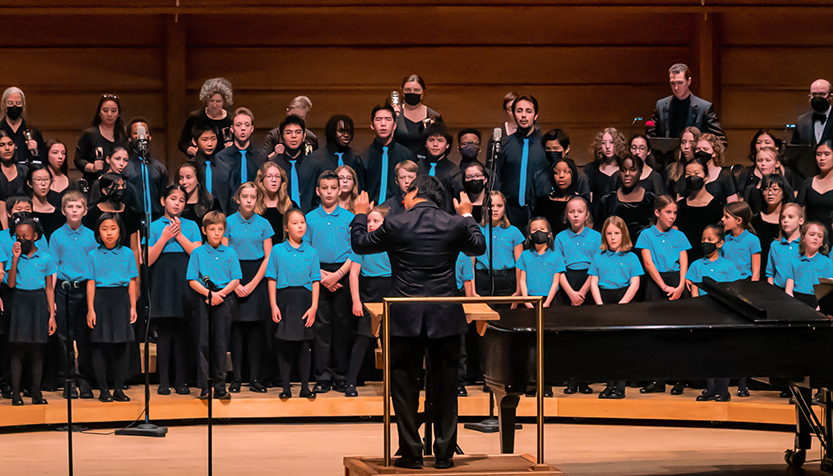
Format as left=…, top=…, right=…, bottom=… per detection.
left=381, top=295, right=545, bottom=467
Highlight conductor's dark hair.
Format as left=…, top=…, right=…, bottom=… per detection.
left=542, top=129, right=570, bottom=152
left=371, top=104, right=395, bottom=122
left=94, top=212, right=125, bottom=248
left=423, top=120, right=453, bottom=148
left=279, top=114, right=306, bottom=135
left=457, top=128, right=482, bottom=144
left=324, top=115, right=354, bottom=146
left=512, top=94, right=539, bottom=114
left=191, top=120, right=219, bottom=141
left=406, top=175, right=444, bottom=208
left=317, top=170, right=339, bottom=188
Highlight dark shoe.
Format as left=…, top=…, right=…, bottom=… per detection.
left=789, top=396, right=796, bottom=405
left=157, top=386, right=171, bottom=396
left=564, top=384, right=577, bottom=394
left=215, top=390, right=231, bottom=401
left=394, top=457, right=423, bottom=469
left=670, top=383, right=686, bottom=395
left=599, top=386, right=614, bottom=398
left=715, top=393, right=731, bottom=402
left=333, top=381, right=347, bottom=393
left=175, top=385, right=191, bottom=395
left=696, top=394, right=715, bottom=402
left=640, top=382, right=666, bottom=394
left=249, top=382, right=267, bottom=393
left=457, top=385, right=468, bottom=397
left=113, top=391, right=131, bottom=402
left=198, top=389, right=210, bottom=399
left=1, top=384, right=12, bottom=399
left=79, top=385, right=94, bottom=399
left=780, top=389, right=792, bottom=398
left=279, top=390, right=292, bottom=399
left=12, top=395, right=23, bottom=406
left=313, top=382, right=331, bottom=394
left=544, top=386, right=554, bottom=397
left=63, top=385, right=79, bottom=400
left=300, top=388, right=315, bottom=399
left=32, top=395, right=48, bottom=405
left=737, top=389, right=750, bottom=398
left=99, top=391, right=113, bottom=403
left=229, top=380, right=241, bottom=393
left=345, top=384, right=358, bottom=397
left=434, top=458, right=454, bottom=469
left=579, top=384, right=593, bottom=394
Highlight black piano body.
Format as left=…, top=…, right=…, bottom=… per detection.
left=482, top=279, right=833, bottom=467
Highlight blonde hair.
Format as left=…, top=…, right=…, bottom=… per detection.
left=591, top=127, right=627, bottom=162
left=61, top=190, right=87, bottom=209
left=779, top=203, right=805, bottom=240
left=698, top=133, right=726, bottom=166
left=202, top=210, right=227, bottom=228
left=254, top=162, right=292, bottom=215
left=233, top=182, right=260, bottom=207
left=480, top=191, right=511, bottom=228
left=600, top=216, right=633, bottom=252
left=335, top=165, right=359, bottom=212
left=800, top=222, right=830, bottom=256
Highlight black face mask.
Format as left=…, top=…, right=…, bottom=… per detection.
left=464, top=179, right=485, bottom=195
left=694, top=150, right=712, bottom=163
left=106, top=186, right=125, bottom=203
left=685, top=175, right=705, bottom=192
left=812, top=96, right=830, bottom=113
left=18, top=237, right=32, bottom=255
left=546, top=150, right=563, bottom=163
left=701, top=242, right=718, bottom=257
left=531, top=230, right=549, bottom=245
left=6, top=106, right=22, bottom=121
left=459, top=144, right=479, bottom=161
left=403, top=93, right=422, bottom=107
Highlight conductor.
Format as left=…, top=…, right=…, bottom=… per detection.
left=351, top=175, right=486, bottom=469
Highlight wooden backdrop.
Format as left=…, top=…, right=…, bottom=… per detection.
left=0, top=1, right=831, bottom=175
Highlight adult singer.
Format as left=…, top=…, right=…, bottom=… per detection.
left=350, top=176, right=485, bottom=469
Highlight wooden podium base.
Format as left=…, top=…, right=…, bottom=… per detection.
left=344, top=454, right=563, bottom=476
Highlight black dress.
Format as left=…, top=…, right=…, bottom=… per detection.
left=74, top=127, right=125, bottom=186
left=599, top=190, right=656, bottom=241
left=640, top=170, right=667, bottom=196
left=177, top=109, right=232, bottom=156
left=583, top=161, right=619, bottom=222
left=799, top=177, right=833, bottom=236
left=394, top=107, right=440, bottom=154
left=531, top=195, right=572, bottom=236
left=32, top=207, right=66, bottom=241
left=704, top=167, right=738, bottom=205
left=675, top=197, right=724, bottom=261
left=751, top=213, right=780, bottom=269
left=0, top=162, right=27, bottom=200
left=260, top=202, right=297, bottom=245
left=83, top=204, right=140, bottom=246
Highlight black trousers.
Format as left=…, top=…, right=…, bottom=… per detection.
left=53, top=283, right=92, bottom=389
left=230, top=320, right=267, bottom=384
left=313, top=263, right=354, bottom=385
left=156, top=318, right=189, bottom=389
left=10, top=343, right=44, bottom=400
left=391, top=334, right=460, bottom=461
left=193, top=293, right=236, bottom=392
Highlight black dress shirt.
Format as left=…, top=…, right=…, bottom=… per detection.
left=417, top=156, right=463, bottom=215
left=355, top=139, right=414, bottom=205
left=122, top=152, right=169, bottom=220
left=177, top=109, right=233, bottom=156
left=191, top=152, right=232, bottom=215
left=272, top=151, right=323, bottom=214
left=0, top=117, right=46, bottom=164
left=215, top=143, right=266, bottom=214
left=310, top=143, right=361, bottom=172
left=495, top=129, right=548, bottom=208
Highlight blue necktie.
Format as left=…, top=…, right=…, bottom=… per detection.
left=289, top=159, right=300, bottom=205
left=519, top=138, right=529, bottom=207
left=335, top=152, right=344, bottom=167
left=429, top=162, right=437, bottom=176
left=379, top=146, right=389, bottom=204
left=240, top=149, right=247, bottom=183
left=140, top=162, right=151, bottom=217
left=205, top=160, right=212, bottom=195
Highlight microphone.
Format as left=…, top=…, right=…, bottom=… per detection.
left=202, top=275, right=220, bottom=293
left=136, top=124, right=149, bottom=159
left=492, top=128, right=502, bottom=156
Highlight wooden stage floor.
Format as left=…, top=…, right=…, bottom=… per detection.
left=0, top=382, right=806, bottom=429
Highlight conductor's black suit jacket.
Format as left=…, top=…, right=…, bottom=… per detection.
left=350, top=201, right=486, bottom=339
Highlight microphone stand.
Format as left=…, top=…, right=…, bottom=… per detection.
left=115, top=145, right=167, bottom=438
left=203, top=281, right=216, bottom=476
left=61, top=280, right=74, bottom=476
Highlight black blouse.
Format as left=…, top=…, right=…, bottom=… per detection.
left=33, top=207, right=65, bottom=241
left=675, top=197, right=724, bottom=262
left=0, top=162, right=26, bottom=201
left=751, top=213, right=780, bottom=269
left=177, top=109, right=233, bottom=157
left=531, top=196, right=572, bottom=236
left=394, top=107, right=440, bottom=154
left=599, top=190, right=657, bottom=240
left=704, top=167, right=738, bottom=205
left=799, top=177, right=833, bottom=236
left=74, top=127, right=126, bottom=186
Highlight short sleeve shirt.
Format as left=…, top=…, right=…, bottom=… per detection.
left=224, top=212, right=274, bottom=260
left=49, top=224, right=97, bottom=282
left=516, top=248, right=566, bottom=296
left=686, top=256, right=741, bottom=296
left=455, top=252, right=474, bottom=290
left=89, top=246, right=139, bottom=287
left=722, top=230, right=762, bottom=280
left=186, top=244, right=243, bottom=289
left=304, top=205, right=354, bottom=264
left=554, top=226, right=601, bottom=271
left=5, top=249, right=56, bottom=290
left=788, top=252, right=833, bottom=295
left=150, top=217, right=202, bottom=254
left=357, top=252, right=391, bottom=278
left=475, top=225, right=525, bottom=271
left=265, top=240, right=321, bottom=291
left=635, top=226, right=691, bottom=273
left=588, top=250, right=644, bottom=290
left=765, top=237, right=801, bottom=289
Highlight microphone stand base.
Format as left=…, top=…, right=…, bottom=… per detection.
left=115, top=423, right=168, bottom=438
left=463, top=418, right=520, bottom=433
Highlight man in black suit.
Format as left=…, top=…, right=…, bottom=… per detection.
left=789, top=79, right=833, bottom=179
left=351, top=176, right=485, bottom=469
left=647, top=63, right=726, bottom=146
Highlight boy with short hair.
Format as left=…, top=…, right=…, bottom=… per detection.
left=190, top=122, right=232, bottom=214
left=49, top=191, right=98, bottom=399
left=187, top=211, right=241, bottom=400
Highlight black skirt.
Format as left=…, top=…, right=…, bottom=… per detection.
left=557, top=268, right=591, bottom=306
left=599, top=287, right=628, bottom=305
left=474, top=268, right=517, bottom=297
left=645, top=270, right=687, bottom=302
left=275, top=286, right=314, bottom=342
left=794, top=292, right=818, bottom=309
left=9, top=288, right=49, bottom=344
left=149, top=252, right=190, bottom=319
left=358, top=275, right=393, bottom=338
left=91, top=287, right=134, bottom=344
left=236, top=259, right=268, bottom=322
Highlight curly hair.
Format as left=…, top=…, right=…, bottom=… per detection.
left=591, top=127, right=627, bottom=162
left=698, top=133, right=726, bottom=166
left=199, top=78, right=233, bottom=106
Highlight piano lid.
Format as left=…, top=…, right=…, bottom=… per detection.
left=490, top=280, right=831, bottom=333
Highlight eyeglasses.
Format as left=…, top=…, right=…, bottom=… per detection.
left=31, top=178, right=50, bottom=184
left=338, top=176, right=353, bottom=182
left=764, top=187, right=783, bottom=195
left=464, top=174, right=485, bottom=181
left=265, top=174, right=281, bottom=180
left=631, top=145, right=648, bottom=152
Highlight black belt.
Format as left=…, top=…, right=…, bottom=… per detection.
left=476, top=268, right=513, bottom=277
left=57, top=279, right=86, bottom=290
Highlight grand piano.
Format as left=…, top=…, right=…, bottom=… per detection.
left=482, top=279, right=833, bottom=470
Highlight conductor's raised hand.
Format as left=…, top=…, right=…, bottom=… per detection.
left=354, top=191, right=374, bottom=216
left=453, top=192, right=473, bottom=216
